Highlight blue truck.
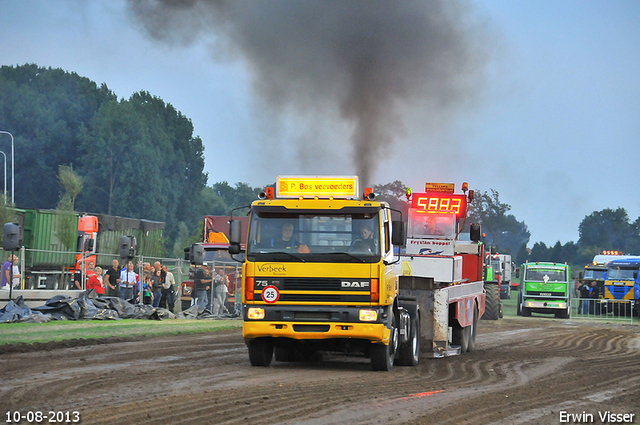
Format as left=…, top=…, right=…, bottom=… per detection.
left=604, top=258, right=640, bottom=316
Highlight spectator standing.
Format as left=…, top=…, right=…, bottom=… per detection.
left=194, top=265, right=211, bottom=308
left=72, top=266, right=83, bottom=290
left=119, top=261, right=138, bottom=301
left=213, top=270, right=226, bottom=315
left=578, top=280, right=590, bottom=314
left=105, top=259, right=121, bottom=297
left=142, top=275, right=153, bottom=305
left=11, top=254, right=21, bottom=289
left=589, top=280, right=601, bottom=315
left=2, top=254, right=18, bottom=290
left=86, top=260, right=97, bottom=279
left=161, top=265, right=176, bottom=312
left=151, top=268, right=163, bottom=308
left=87, top=267, right=105, bottom=295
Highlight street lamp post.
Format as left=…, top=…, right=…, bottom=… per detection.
left=0, top=151, right=6, bottom=203
left=0, top=131, right=14, bottom=204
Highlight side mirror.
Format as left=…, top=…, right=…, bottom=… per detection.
left=391, top=221, right=405, bottom=247
left=190, top=243, right=204, bottom=265
left=229, top=219, right=242, bottom=255
left=3, top=223, right=22, bottom=251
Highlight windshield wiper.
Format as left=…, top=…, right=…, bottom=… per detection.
left=268, top=251, right=306, bottom=262
left=316, top=252, right=366, bottom=263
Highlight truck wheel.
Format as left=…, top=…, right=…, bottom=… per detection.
left=521, top=306, right=531, bottom=317
left=274, top=345, right=295, bottom=362
left=555, top=309, right=569, bottom=319
left=371, top=313, right=398, bottom=371
left=482, top=283, right=500, bottom=320
left=516, top=291, right=522, bottom=316
left=467, top=304, right=479, bottom=353
left=452, top=321, right=470, bottom=353
left=248, top=338, right=274, bottom=367
left=396, top=315, right=420, bottom=366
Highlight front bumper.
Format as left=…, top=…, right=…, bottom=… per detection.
left=242, top=304, right=392, bottom=344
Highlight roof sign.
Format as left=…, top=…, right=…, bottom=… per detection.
left=424, top=183, right=455, bottom=193
left=276, top=176, right=359, bottom=199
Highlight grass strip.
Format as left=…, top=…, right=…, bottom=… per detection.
left=0, top=319, right=243, bottom=345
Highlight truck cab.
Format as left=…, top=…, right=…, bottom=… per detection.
left=604, top=258, right=640, bottom=316
left=517, top=262, right=571, bottom=318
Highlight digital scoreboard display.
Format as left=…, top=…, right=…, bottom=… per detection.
left=411, top=192, right=468, bottom=218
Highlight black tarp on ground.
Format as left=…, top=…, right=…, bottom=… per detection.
left=0, top=291, right=230, bottom=322
left=0, top=296, right=51, bottom=323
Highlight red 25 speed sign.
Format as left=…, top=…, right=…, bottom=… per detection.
left=262, top=285, right=280, bottom=304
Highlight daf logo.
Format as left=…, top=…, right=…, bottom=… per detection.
left=341, top=280, right=369, bottom=288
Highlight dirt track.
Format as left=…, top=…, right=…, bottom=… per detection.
left=1, top=317, right=639, bottom=425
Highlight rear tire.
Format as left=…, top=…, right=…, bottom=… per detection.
left=467, top=304, right=479, bottom=353
left=396, top=314, right=420, bottom=366
left=452, top=321, right=470, bottom=353
left=248, top=338, right=274, bottom=367
left=482, top=283, right=500, bottom=320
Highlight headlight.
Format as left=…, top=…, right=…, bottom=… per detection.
left=359, top=309, right=378, bottom=322
left=247, top=307, right=265, bottom=320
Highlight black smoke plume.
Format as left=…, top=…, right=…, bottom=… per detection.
left=128, top=0, right=492, bottom=185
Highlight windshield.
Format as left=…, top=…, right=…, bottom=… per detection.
left=407, top=210, right=455, bottom=239
left=607, top=266, right=638, bottom=280
left=246, top=211, right=381, bottom=262
left=525, top=268, right=567, bottom=282
left=583, top=269, right=606, bottom=280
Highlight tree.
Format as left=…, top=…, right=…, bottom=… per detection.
left=0, top=195, right=16, bottom=247
left=372, top=181, right=409, bottom=218
left=578, top=208, right=631, bottom=253
left=55, top=165, right=83, bottom=251
left=529, top=242, right=548, bottom=262
left=0, top=64, right=115, bottom=209
left=467, top=189, right=530, bottom=254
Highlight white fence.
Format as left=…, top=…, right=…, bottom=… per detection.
left=570, top=297, right=635, bottom=324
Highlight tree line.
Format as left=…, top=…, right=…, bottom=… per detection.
left=0, top=64, right=263, bottom=256
left=373, top=182, right=640, bottom=268
left=1, top=64, right=638, bottom=265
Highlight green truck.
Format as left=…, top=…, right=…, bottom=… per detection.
left=6, top=209, right=165, bottom=290
left=517, top=262, right=571, bottom=318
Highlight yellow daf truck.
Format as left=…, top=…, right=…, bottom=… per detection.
left=222, top=176, right=485, bottom=371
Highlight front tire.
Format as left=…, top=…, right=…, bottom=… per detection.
left=248, top=338, right=274, bottom=367
left=371, top=312, right=398, bottom=371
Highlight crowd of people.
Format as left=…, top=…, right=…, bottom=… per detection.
left=192, top=264, right=230, bottom=315
left=73, top=258, right=177, bottom=313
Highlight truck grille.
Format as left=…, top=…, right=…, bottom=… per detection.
left=282, top=277, right=342, bottom=291
left=526, top=291, right=566, bottom=297
left=253, top=277, right=371, bottom=303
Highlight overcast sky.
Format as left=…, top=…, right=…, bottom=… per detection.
left=1, top=0, right=639, bottom=247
